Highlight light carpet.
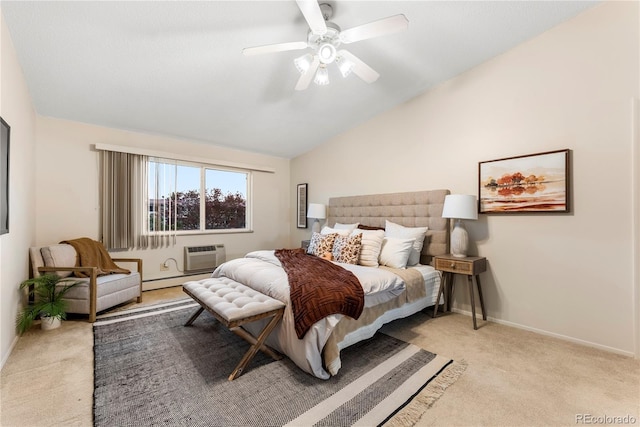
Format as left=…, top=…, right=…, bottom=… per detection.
left=93, top=299, right=465, bottom=426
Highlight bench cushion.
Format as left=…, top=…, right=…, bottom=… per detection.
left=59, top=273, right=142, bottom=313
left=183, top=277, right=285, bottom=324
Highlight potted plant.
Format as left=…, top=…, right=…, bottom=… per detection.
left=17, top=274, right=82, bottom=334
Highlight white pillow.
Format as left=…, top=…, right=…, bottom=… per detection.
left=333, top=222, right=359, bottom=232
left=378, top=237, right=415, bottom=269
left=385, top=220, right=428, bottom=266
left=350, top=229, right=384, bottom=267
left=321, top=226, right=351, bottom=236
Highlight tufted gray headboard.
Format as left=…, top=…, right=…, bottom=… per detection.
left=327, top=190, right=450, bottom=265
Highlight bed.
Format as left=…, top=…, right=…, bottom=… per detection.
left=208, top=189, right=450, bottom=379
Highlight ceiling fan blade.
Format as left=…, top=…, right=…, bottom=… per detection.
left=338, top=50, right=379, bottom=84
left=296, top=0, right=327, bottom=35
left=242, top=41, right=308, bottom=56
left=295, top=56, right=320, bottom=91
left=339, top=14, right=409, bottom=44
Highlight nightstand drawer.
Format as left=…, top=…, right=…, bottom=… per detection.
left=434, top=256, right=486, bottom=275
left=435, top=258, right=473, bottom=274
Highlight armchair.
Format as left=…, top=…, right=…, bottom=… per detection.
left=28, top=243, right=142, bottom=322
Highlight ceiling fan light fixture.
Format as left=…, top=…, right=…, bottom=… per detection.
left=242, top=1, right=408, bottom=90
left=336, top=55, right=354, bottom=77
left=294, top=53, right=314, bottom=74
left=317, top=43, right=337, bottom=64
left=314, top=65, right=329, bottom=85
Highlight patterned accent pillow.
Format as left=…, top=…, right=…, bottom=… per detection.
left=332, top=233, right=363, bottom=264
left=307, top=232, right=338, bottom=257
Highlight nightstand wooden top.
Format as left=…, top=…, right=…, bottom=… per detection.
left=435, top=254, right=485, bottom=262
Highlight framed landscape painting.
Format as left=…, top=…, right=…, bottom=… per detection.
left=1, top=117, right=9, bottom=235
left=479, top=149, right=570, bottom=214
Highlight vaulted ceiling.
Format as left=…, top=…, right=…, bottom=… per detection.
left=2, top=1, right=599, bottom=158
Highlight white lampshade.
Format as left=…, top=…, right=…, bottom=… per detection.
left=307, top=203, right=326, bottom=234
left=441, top=195, right=478, bottom=258
left=314, top=65, right=329, bottom=86
left=306, top=203, right=326, bottom=219
left=442, top=195, right=478, bottom=220
left=294, top=53, right=313, bottom=74
left=336, top=55, right=354, bottom=77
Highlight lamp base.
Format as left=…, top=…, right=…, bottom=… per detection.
left=311, top=219, right=321, bottom=234
left=450, top=219, right=469, bottom=258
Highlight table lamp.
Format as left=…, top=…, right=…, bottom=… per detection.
left=306, top=203, right=326, bottom=234
left=441, top=194, right=478, bottom=258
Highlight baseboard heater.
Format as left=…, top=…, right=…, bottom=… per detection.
left=184, top=244, right=226, bottom=273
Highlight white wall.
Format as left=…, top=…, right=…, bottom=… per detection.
left=291, top=2, right=639, bottom=356
left=0, top=9, right=37, bottom=368
left=34, top=117, right=291, bottom=282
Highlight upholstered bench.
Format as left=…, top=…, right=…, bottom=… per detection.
left=182, top=277, right=285, bottom=381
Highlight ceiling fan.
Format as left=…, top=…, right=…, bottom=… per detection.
left=242, top=0, right=409, bottom=91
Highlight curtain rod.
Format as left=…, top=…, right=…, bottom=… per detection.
left=94, top=143, right=276, bottom=173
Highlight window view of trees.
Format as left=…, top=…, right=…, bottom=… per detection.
left=148, top=161, right=248, bottom=233
left=205, top=188, right=246, bottom=229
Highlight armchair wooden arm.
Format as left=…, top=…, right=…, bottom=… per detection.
left=111, top=258, right=143, bottom=304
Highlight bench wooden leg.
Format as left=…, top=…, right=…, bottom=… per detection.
left=184, top=307, right=204, bottom=326
left=228, top=310, right=284, bottom=381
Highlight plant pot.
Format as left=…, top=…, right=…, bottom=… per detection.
left=41, top=316, right=61, bottom=331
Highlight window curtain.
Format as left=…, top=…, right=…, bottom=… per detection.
left=101, top=151, right=175, bottom=250
left=147, top=156, right=178, bottom=245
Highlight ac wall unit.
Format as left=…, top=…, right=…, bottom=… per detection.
left=184, top=244, right=226, bottom=273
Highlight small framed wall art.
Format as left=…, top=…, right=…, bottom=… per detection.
left=478, top=149, right=570, bottom=214
left=297, top=183, right=308, bottom=228
left=0, top=117, right=9, bottom=235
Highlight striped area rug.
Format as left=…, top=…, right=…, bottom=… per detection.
left=93, top=299, right=465, bottom=427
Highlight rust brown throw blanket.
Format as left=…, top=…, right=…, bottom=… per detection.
left=61, top=238, right=130, bottom=277
left=275, top=248, right=364, bottom=339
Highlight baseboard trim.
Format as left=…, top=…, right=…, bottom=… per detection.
left=0, top=335, right=19, bottom=372
left=142, top=273, right=211, bottom=291
left=450, top=308, right=635, bottom=358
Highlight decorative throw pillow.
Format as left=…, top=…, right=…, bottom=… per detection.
left=307, top=232, right=338, bottom=257
left=332, top=233, right=362, bottom=264
left=350, top=229, right=384, bottom=267
left=40, top=244, right=78, bottom=278
left=385, top=220, right=428, bottom=266
left=358, top=224, right=385, bottom=231
left=321, top=226, right=351, bottom=236
left=378, top=237, right=415, bottom=269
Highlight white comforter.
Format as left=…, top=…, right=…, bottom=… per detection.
left=211, top=250, right=405, bottom=379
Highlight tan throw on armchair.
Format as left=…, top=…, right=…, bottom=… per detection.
left=28, top=238, right=142, bottom=322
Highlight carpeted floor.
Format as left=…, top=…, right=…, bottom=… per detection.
left=93, top=300, right=464, bottom=426
left=2, top=286, right=639, bottom=426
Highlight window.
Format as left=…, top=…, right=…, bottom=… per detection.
left=148, top=159, right=250, bottom=234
